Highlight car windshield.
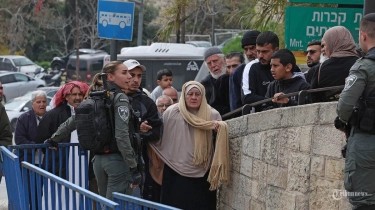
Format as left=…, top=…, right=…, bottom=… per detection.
left=12, top=57, right=35, bottom=66
left=4, top=100, right=26, bottom=111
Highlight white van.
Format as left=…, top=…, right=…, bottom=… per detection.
left=103, top=43, right=209, bottom=91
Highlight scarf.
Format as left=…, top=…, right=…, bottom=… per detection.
left=322, top=26, right=359, bottom=58
left=52, top=81, right=89, bottom=108
left=178, top=81, right=229, bottom=190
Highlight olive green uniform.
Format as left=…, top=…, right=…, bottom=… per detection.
left=337, top=47, right=375, bottom=209
left=50, top=88, right=137, bottom=200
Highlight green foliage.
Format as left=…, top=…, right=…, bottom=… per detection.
left=222, top=36, right=243, bottom=55
left=34, top=61, right=51, bottom=70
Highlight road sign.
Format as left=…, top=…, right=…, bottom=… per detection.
left=288, top=0, right=363, bottom=5
left=97, top=0, right=135, bottom=41
left=285, top=6, right=363, bottom=51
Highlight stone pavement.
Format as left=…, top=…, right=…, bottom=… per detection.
left=0, top=178, right=8, bottom=210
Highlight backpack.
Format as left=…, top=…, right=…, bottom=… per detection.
left=75, top=91, right=120, bottom=153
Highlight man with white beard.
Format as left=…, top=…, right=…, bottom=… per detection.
left=201, top=47, right=230, bottom=115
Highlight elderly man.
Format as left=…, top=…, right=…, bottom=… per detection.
left=230, top=30, right=260, bottom=111
left=304, top=40, right=322, bottom=85
left=36, top=81, right=88, bottom=177
left=156, top=95, right=173, bottom=115
left=123, top=59, right=163, bottom=202
left=15, top=90, right=47, bottom=162
left=162, top=87, right=178, bottom=104
left=201, top=47, right=230, bottom=115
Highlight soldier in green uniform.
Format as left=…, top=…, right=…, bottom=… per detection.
left=337, top=13, right=375, bottom=210
left=46, top=61, right=142, bottom=200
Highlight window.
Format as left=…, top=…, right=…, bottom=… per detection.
left=14, top=74, right=29, bottom=82
left=0, top=74, right=16, bottom=84
left=91, top=60, right=104, bottom=72
left=12, top=57, right=34, bottom=66
left=3, top=58, right=12, bottom=64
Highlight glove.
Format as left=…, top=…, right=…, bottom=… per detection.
left=130, top=167, right=142, bottom=186
left=44, top=139, right=58, bottom=148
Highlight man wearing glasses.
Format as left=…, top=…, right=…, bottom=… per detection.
left=304, top=40, right=322, bottom=85
left=156, top=95, right=173, bottom=115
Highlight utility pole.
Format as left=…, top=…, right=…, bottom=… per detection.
left=137, top=0, right=144, bottom=46
left=75, top=0, right=80, bottom=80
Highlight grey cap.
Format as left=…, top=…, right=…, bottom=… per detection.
left=204, top=47, right=222, bottom=60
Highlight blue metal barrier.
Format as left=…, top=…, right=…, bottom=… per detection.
left=8, top=143, right=89, bottom=189
left=0, top=146, right=26, bottom=210
left=113, top=192, right=180, bottom=210
left=21, top=161, right=119, bottom=210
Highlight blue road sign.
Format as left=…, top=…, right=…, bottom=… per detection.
left=97, top=0, right=135, bottom=41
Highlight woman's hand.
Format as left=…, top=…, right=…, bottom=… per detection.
left=213, top=120, right=221, bottom=132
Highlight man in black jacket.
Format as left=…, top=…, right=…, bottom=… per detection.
left=123, top=59, right=163, bottom=202
left=242, top=31, right=279, bottom=112
left=304, top=40, right=321, bottom=85
left=36, top=81, right=88, bottom=178
left=200, top=47, right=230, bottom=115
left=229, top=30, right=260, bottom=111
left=265, top=49, right=310, bottom=108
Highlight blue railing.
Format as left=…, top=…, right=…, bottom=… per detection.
left=113, top=193, right=180, bottom=210
left=1, top=145, right=179, bottom=210
left=22, top=161, right=118, bottom=210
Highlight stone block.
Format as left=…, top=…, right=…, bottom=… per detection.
left=247, top=109, right=282, bottom=133
left=319, top=102, right=338, bottom=125
left=287, top=152, right=311, bottom=194
left=243, top=133, right=262, bottom=159
left=250, top=179, right=267, bottom=203
left=252, top=159, right=268, bottom=181
left=240, top=155, right=252, bottom=178
left=280, top=104, right=319, bottom=127
left=278, top=147, right=291, bottom=168
left=267, top=164, right=288, bottom=189
left=229, top=137, right=243, bottom=172
left=309, top=175, right=340, bottom=210
left=312, top=125, right=345, bottom=158
left=219, top=203, right=235, bottom=210
left=311, top=156, right=325, bottom=177
left=279, top=126, right=313, bottom=153
left=325, top=158, right=344, bottom=180
left=228, top=115, right=248, bottom=138
left=249, top=199, right=265, bottom=210
left=339, top=197, right=352, bottom=210
left=266, top=186, right=296, bottom=210
left=261, top=130, right=280, bottom=166
left=295, top=193, right=309, bottom=210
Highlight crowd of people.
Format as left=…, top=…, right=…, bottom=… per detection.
left=1, top=12, right=375, bottom=210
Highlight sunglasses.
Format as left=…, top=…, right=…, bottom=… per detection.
left=0, top=87, right=3, bottom=90
left=304, top=50, right=317, bottom=55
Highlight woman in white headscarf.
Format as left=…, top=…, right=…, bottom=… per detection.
left=149, top=81, right=229, bottom=210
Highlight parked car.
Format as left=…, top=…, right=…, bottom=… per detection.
left=65, top=53, right=107, bottom=84
left=51, top=49, right=108, bottom=70
left=8, top=86, right=60, bottom=102
left=0, top=55, right=44, bottom=76
left=0, top=72, right=46, bottom=103
left=216, top=36, right=242, bottom=50
left=5, top=96, right=52, bottom=132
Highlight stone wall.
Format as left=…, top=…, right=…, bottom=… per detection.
left=220, top=102, right=351, bottom=210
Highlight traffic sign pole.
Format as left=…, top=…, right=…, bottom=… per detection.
left=110, top=39, right=117, bottom=62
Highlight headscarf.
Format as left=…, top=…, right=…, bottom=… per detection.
left=178, top=81, right=229, bottom=190
left=322, top=26, right=358, bottom=58
left=52, top=81, right=89, bottom=108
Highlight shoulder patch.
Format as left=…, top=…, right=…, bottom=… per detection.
left=118, top=106, right=129, bottom=121
left=343, top=75, right=357, bottom=91
left=350, top=63, right=361, bottom=71
left=119, top=98, right=129, bottom=102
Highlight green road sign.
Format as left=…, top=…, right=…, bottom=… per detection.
left=288, top=0, right=363, bottom=5
left=285, top=6, right=363, bottom=51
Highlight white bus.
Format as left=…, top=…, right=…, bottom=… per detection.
left=99, top=11, right=131, bottom=29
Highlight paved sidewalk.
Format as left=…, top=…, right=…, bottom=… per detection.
left=0, top=178, right=8, bottom=209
